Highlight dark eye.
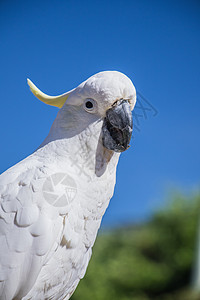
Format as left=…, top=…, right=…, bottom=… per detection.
left=83, top=98, right=97, bottom=113
left=85, top=100, right=93, bottom=109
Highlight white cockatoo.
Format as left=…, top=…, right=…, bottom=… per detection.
left=0, top=71, right=136, bottom=300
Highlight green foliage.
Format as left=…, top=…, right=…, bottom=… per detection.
left=72, top=193, right=200, bottom=300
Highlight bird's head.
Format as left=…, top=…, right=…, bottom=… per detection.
left=28, top=71, right=136, bottom=153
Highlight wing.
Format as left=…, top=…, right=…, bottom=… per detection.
left=0, top=156, right=64, bottom=300
left=0, top=149, right=113, bottom=299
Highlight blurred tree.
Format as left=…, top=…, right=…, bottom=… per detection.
left=71, top=193, right=200, bottom=300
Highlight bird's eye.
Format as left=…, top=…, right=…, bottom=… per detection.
left=83, top=98, right=97, bottom=113
left=85, top=101, right=93, bottom=109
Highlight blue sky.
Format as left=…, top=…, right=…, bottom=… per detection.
left=0, top=0, right=200, bottom=227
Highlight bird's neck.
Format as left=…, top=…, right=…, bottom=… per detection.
left=36, top=115, right=120, bottom=180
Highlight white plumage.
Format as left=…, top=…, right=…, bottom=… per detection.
left=0, top=71, right=136, bottom=300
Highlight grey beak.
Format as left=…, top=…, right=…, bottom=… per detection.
left=102, top=99, right=133, bottom=152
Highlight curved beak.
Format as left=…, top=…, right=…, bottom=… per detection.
left=102, top=99, right=133, bottom=152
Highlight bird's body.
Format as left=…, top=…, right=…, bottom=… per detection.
left=0, top=71, right=136, bottom=299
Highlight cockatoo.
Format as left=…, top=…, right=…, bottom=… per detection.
left=0, top=71, right=136, bottom=300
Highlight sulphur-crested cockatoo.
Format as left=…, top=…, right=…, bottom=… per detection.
left=0, top=71, right=136, bottom=300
